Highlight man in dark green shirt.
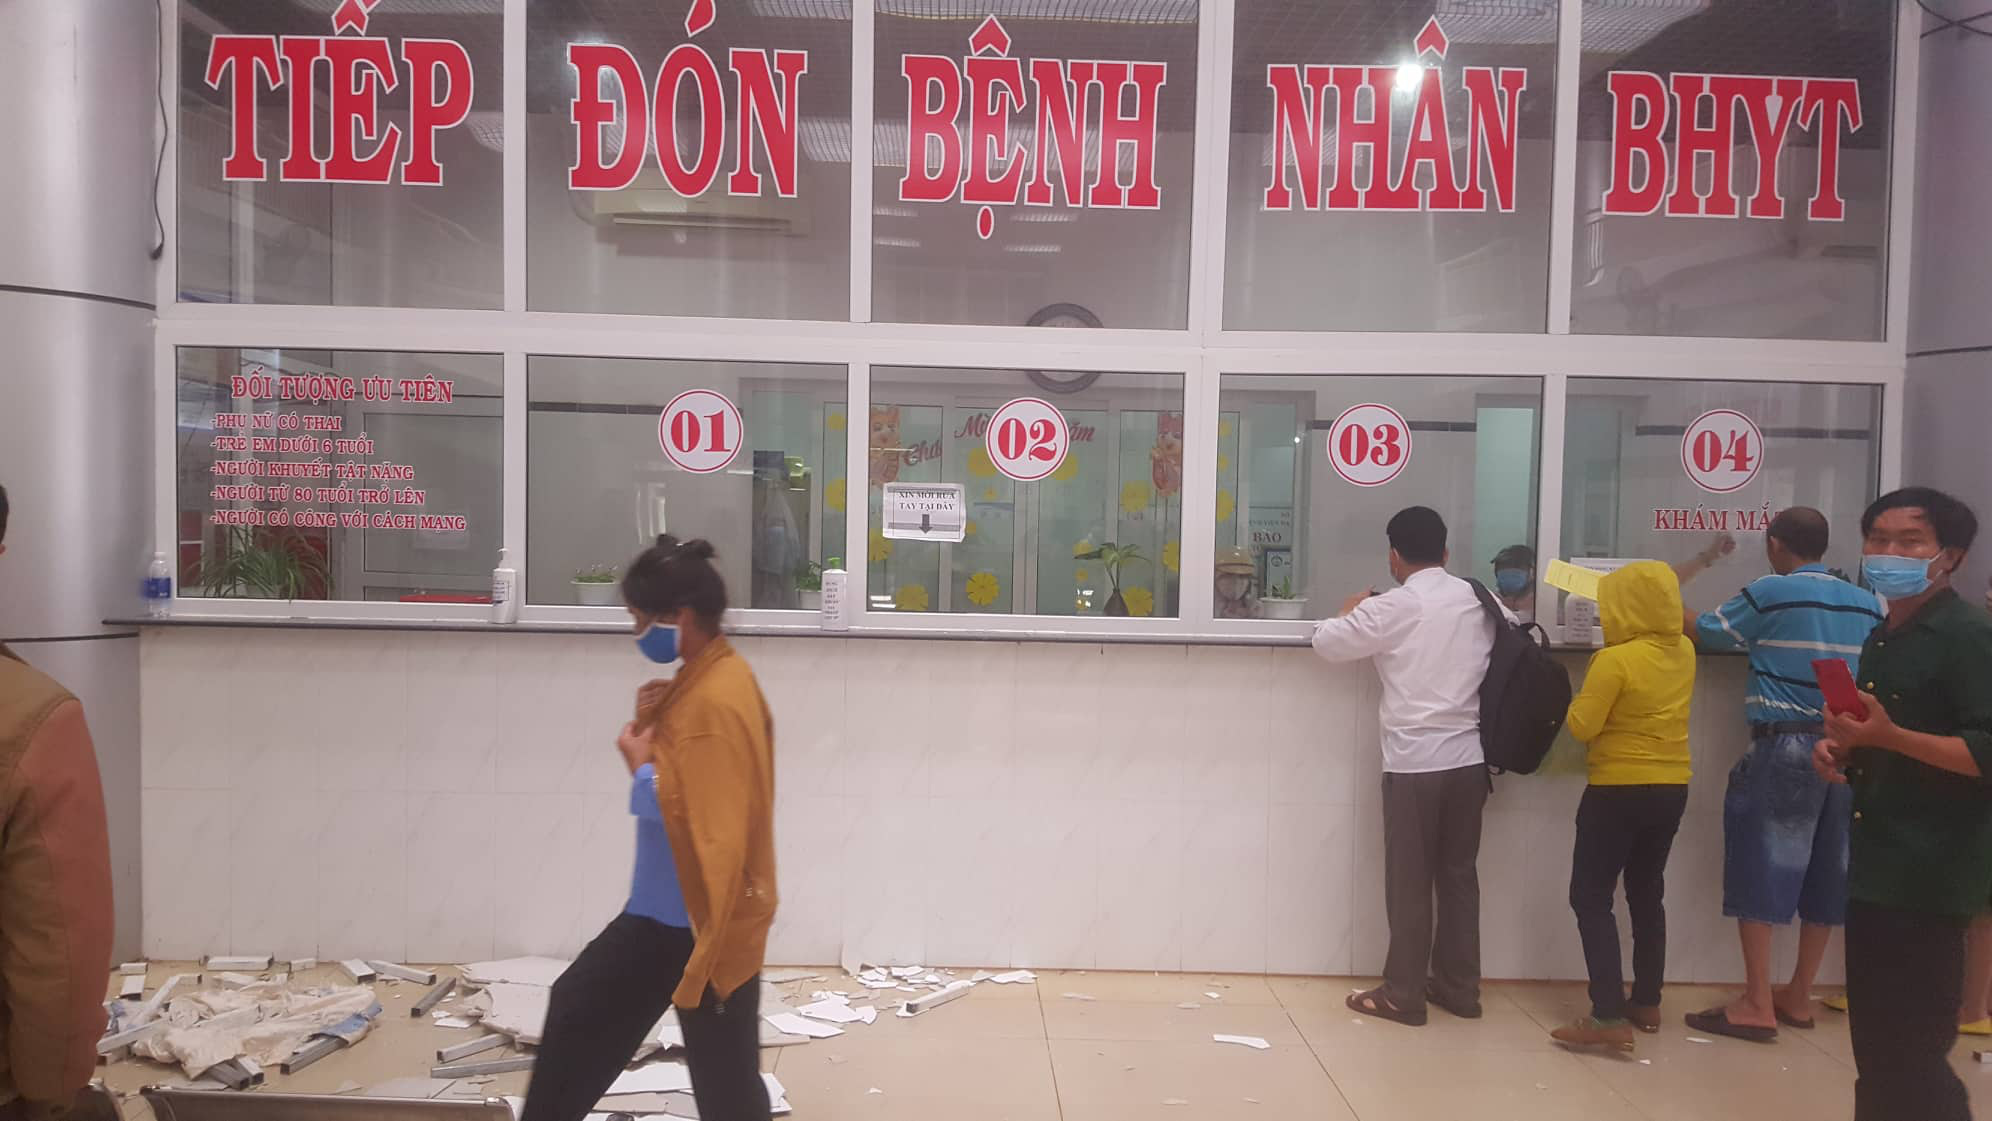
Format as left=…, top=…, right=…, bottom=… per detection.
left=1816, top=486, right=1992, bottom=1121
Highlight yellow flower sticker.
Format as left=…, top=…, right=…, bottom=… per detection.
left=1124, top=586, right=1155, bottom=617
left=1073, top=539, right=1093, bottom=558
left=894, top=583, right=930, bottom=612
left=965, top=519, right=979, bottom=539
left=1219, top=417, right=1234, bottom=439
left=1216, top=489, right=1235, bottom=523
left=1120, top=480, right=1152, bottom=514
left=825, top=478, right=847, bottom=513
left=968, top=446, right=998, bottom=478
left=868, top=528, right=892, bottom=563
left=1218, top=452, right=1231, bottom=473
left=1052, top=453, right=1080, bottom=482
left=827, top=411, right=847, bottom=431
left=983, top=485, right=999, bottom=502
left=1074, top=567, right=1090, bottom=584
left=965, top=571, right=1001, bottom=606
left=1162, top=541, right=1180, bottom=573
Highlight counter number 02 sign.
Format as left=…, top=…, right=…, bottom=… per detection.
left=1681, top=409, right=1763, bottom=494
left=1327, top=403, right=1411, bottom=487
left=986, top=397, right=1071, bottom=483
left=658, top=390, right=744, bottom=474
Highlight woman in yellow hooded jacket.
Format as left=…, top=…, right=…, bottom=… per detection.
left=1549, top=560, right=1695, bottom=1052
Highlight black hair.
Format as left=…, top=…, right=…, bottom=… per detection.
left=1492, top=544, right=1534, bottom=569
left=1860, top=487, right=1979, bottom=553
left=0, top=483, right=8, bottom=546
left=1386, top=506, right=1447, bottom=567
left=622, top=535, right=728, bottom=629
left=1767, top=506, right=1829, bottom=562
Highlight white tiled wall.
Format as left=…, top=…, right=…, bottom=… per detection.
left=138, top=628, right=1837, bottom=985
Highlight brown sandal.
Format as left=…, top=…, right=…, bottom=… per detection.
left=1346, top=986, right=1428, bottom=1027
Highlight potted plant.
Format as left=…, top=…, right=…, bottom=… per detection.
left=572, top=564, right=620, bottom=606
left=1075, top=542, right=1148, bottom=617
left=795, top=559, right=826, bottom=611
left=199, top=526, right=332, bottom=600
left=1260, top=576, right=1308, bottom=620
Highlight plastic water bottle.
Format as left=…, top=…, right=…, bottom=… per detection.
left=144, top=552, right=172, bottom=619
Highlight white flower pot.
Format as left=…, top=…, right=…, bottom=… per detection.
left=1259, top=597, right=1308, bottom=620
left=797, top=589, right=822, bottom=611
left=573, top=580, right=621, bottom=606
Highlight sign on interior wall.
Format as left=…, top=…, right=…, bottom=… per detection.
left=1326, top=403, right=1411, bottom=488
left=898, top=15, right=1168, bottom=240
left=567, top=0, right=807, bottom=197
left=1600, top=72, right=1862, bottom=221
left=203, top=0, right=474, bottom=185
left=1262, top=17, right=1527, bottom=214
left=882, top=483, right=967, bottom=542
left=658, top=389, right=744, bottom=474
left=983, top=397, right=1071, bottom=483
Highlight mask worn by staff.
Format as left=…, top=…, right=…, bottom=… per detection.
left=1494, top=568, right=1532, bottom=597
left=636, top=623, right=681, bottom=664
left=1861, top=553, right=1947, bottom=600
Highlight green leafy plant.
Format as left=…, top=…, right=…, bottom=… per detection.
left=1074, top=542, right=1148, bottom=616
left=573, top=565, right=619, bottom=584
left=1267, top=577, right=1296, bottom=599
left=795, top=560, right=824, bottom=592
left=199, top=526, right=331, bottom=600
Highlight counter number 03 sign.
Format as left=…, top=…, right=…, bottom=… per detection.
left=986, top=397, right=1071, bottom=483
left=1326, top=403, right=1411, bottom=487
left=658, top=390, right=744, bottom=474
left=1681, top=409, right=1763, bottom=494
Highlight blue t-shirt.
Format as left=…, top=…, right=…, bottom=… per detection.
left=1695, top=564, right=1885, bottom=724
left=627, top=764, right=690, bottom=928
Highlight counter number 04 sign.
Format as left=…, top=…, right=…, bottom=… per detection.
left=1326, top=403, right=1411, bottom=487
left=658, top=390, right=743, bottom=474
left=1681, top=409, right=1763, bottom=494
left=986, top=397, right=1071, bottom=483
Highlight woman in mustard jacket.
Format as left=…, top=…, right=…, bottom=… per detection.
left=1550, top=560, right=1695, bottom=1053
left=522, top=536, right=777, bottom=1121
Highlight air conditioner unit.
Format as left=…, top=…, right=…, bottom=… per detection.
left=591, top=172, right=810, bottom=236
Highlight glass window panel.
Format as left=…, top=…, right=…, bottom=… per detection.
left=1214, top=374, right=1542, bottom=618
left=1226, top=0, right=1559, bottom=331
left=526, top=357, right=847, bottom=607
left=1570, top=1, right=1893, bottom=339
left=1560, top=378, right=1882, bottom=620
left=868, top=367, right=1186, bottom=617
left=525, top=0, right=852, bottom=317
left=871, top=4, right=1199, bottom=328
left=177, top=0, right=503, bottom=308
left=174, top=348, right=504, bottom=601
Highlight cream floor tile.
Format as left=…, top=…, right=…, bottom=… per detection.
left=1035, top=969, right=1282, bottom=1005
left=1049, top=1039, right=1355, bottom=1121
left=1579, top=1045, right=1854, bottom=1121
left=1315, top=1045, right=1646, bottom=1121
left=1286, top=984, right=1563, bottom=1053
left=775, top=1035, right=1061, bottom=1120
left=859, top=991, right=1050, bottom=1042
left=1042, top=997, right=1304, bottom=1046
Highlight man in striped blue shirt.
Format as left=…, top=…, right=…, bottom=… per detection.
left=1688, top=507, right=1884, bottom=1041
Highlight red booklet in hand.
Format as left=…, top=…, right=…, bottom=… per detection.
left=1813, top=658, right=1866, bottom=718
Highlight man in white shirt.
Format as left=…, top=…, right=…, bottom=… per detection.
left=1312, top=506, right=1504, bottom=1028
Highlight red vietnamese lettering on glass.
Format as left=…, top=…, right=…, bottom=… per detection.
left=1800, top=77, right=1860, bottom=222
left=404, top=39, right=474, bottom=186
left=1664, top=73, right=1739, bottom=217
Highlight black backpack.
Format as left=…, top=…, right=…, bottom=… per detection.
left=1466, top=578, right=1571, bottom=775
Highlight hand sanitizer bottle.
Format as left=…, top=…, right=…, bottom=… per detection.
left=491, top=549, right=518, bottom=624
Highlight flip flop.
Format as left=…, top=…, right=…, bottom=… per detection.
left=1960, top=1018, right=1992, bottom=1037
left=1776, top=1006, right=1816, bottom=1031
left=1346, top=986, right=1428, bottom=1027
left=1684, top=1007, right=1778, bottom=1043
left=1822, top=994, right=1848, bottom=1013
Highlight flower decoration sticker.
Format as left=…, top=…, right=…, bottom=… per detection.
left=1162, top=540, right=1180, bottom=574
left=825, top=478, right=847, bottom=513
left=868, top=527, right=893, bottom=562
left=1120, top=480, right=1153, bottom=515
left=1215, top=489, right=1235, bottom=523
left=968, top=446, right=999, bottom=478
left=965, top=571, right=1001, bottom=606
left=1123, top=587, right=1155, bottom=617
left=893, top=584, right=930, bottom=612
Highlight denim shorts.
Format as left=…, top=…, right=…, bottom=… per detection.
left=1721, top=731, right=1853, bottom=926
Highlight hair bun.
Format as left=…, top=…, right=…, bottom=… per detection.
left=680, top=539, right=717, bottom=562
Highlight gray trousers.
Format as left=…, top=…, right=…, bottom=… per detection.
left=1381, top=764, right=1489, bottom=1012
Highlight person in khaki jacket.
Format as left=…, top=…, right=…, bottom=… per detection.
left=0, top=484, right=117, bottom=1117
left=522, top=535, right=776, bottom=1121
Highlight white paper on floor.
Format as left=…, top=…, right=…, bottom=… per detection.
left=798, top=998, right=866, bottom=1025
left=654, top=1007, right=683, bottom=1049
left=1214, top=1034, right=1271, bottom=1050
left=765, top=1011, right=843, bottom=1039
left=463, top=982, right=550, bottom=1045
left=460, top=956, right=571, bottom=987
left=433, top=1015, right=476, bottom=1029
left=609, top=1063, right=694, bottom=1094
left=990, top=970, right=1036, bottom=984
left=889, top=966, right=925, bottom=979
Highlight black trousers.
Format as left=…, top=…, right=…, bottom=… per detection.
left=520, top=913, right=770, bottom=1121
left=1846, top=900, right=1970, bottom=1121
left=1381, top=764, right=1489, bottom=1012
left=1569, top=784, right=1688, bottom=1021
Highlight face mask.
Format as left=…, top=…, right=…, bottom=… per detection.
left=635, top=623, right=680, bottom=664
left=1861, top=553, right=1940, bottom=600
left=1494, top=568, right=1531, bottom=597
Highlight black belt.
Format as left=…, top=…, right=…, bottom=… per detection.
left=1751, top=721, right=1824, bottom=738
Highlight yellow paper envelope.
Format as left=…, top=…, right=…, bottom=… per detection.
left=1544, top=559, right=1602, bottom=602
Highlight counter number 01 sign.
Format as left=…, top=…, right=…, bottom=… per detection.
left=1326, top=403, right=1411, bottom=487
left=1681, top=409, right=1763, bottom=494
left=658, top=390, right=743, bottom=474
left=986, top=397, right=1071, bottom=483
